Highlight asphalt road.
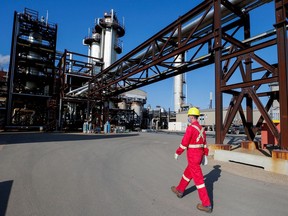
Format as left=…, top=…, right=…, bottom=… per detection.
left=0, top=132, right=287, bottom=216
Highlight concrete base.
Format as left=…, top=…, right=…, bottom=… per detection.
left=214, top=150, right=288, bottom=176
left=272, top=150, right=288, bottom=160
left=208, top=144, right=231, bottom=155
left=241, top=141, right=259, bottom=150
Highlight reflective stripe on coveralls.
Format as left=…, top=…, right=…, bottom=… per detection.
left=179, top=144, right=187, bottom=150
left=182, top=174, right=191, bottom=182
left=182, top=175, right=207, bottom=190
left=191, top=125, right=205, bottom=142
left=188, top=144, right=207, bottom=148
left=179, top=144, right=207, bottom=149
left=196, top=183, right=206, bottom=189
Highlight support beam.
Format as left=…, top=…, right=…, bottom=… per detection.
left=214, top=0, right=223, bottom=144
left=275, top=0, right=288, bottom=149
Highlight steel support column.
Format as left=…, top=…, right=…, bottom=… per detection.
left=274, top=0, right=288, bottom=149
left=85, top=0, right=280, bottom=144
left=214, top=0, right=223, bottom=144
left=243, top=13, right=254, bottom=139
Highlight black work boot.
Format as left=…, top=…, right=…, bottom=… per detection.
left=171, top=186, right=183, bottom=198
left=197, top=203, right=212, bottom=213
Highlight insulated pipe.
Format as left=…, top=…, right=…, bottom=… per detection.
left=76, top=23, right=277, bottom=98
left=106, top=0, right=272, bottom=113
left=66, top=85, right=89, bottom=95
left=174, top=0, right=272, bottom=38
left=106, top=0, right=273, bottom=72
left=78, top=0, right=272, bottom=97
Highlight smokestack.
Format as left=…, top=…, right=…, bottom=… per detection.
left=174, top=53, right=185, bottom=113
left=209, top=92, right=213, bottom=109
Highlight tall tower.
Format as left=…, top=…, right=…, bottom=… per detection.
left=209, top=92, right=213, bottom=109
left=6, top=8, right=57, bottom=128
left=83, top=9, right=125, bottom=70
left=84, top=28, right=101, bottom=62
left=174, top=54, right=186, bottom=113
left=83, top=10, right=126, bottom=127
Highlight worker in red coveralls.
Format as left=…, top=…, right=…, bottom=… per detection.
left=171, top=107, right=212, bottom=213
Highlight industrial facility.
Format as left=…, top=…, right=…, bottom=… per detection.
left=0, top=8, right=173, bottom=133
left=4, top=8, right=57, bottom=131
left=1, top=3, right=288, bottom=215
left=0, top=1, right=287, bottom=153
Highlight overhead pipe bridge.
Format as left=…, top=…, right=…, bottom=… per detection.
left=88, top=0, right=288, bottom=149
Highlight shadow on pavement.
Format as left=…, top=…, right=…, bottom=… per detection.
left=205, top=165, right=221, bottom=207
left=226, top=136, right=246, bottom=145
left=0, top=132, right=139, bottom=145
left=0, top=180, right=13, bottom=216
left=183, top=165, right=222, bottom=207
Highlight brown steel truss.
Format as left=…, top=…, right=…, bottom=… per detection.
left=57, top=50, right=104, bottom=129
left=88, top=0, right=288, bottom=149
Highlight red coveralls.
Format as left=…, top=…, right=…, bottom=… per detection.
left=175, top=121, right=211, bottom=207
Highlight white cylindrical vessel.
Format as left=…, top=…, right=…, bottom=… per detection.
left=103, top=27, right=113, bottom=68
left=118, top=100, right=127, bottom=109
left=90, top=33, right=101, bottom=59
left=99, top=9, right=125, bottom=69
left=84, top=9, right=125, bottom=70
left=174, top=54, right=184, bottom=113
left=83, top=30, right=101, bottom=75
left=131, top=101, right=143, bottom=119
left=100, top=10, right=124, bottom=69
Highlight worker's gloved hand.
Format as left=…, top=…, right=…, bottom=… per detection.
left=174, top=153, right=179, bottom=160
left=204, top=147, right=209, bottom=156
left=201, top=155, right=208, bottom=165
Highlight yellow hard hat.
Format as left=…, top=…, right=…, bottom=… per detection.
left=187, top=107, right=200, bottom=116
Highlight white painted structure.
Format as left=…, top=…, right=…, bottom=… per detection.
left=269, top=83, right=280, bottom=121
left=119, top=89, right=147, bottom=122
left=173, top=54, right=185, bottom=113
left=83, top=9, right=124, bottom=70
left=169, top=108, right=263, bottom=131
left=90, top=33, right=101, bottom=61
left=168, top=122, right=187, bottom=131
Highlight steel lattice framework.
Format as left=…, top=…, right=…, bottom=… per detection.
left=88, top=0, right=288, bottom=149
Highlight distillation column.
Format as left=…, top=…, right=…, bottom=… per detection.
left=97, top=9, right=125, bottom=69
left=83, top=9, right=125, bottom=129
left=83, top=24, right=101, bottom=74
left=83, top=9, right=125, bottom=69
left=174, top=54, right=185, bottom=113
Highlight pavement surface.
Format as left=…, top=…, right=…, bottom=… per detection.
left=0, top=131, right=287, bottom=216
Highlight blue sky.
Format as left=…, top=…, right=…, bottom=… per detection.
left=0, top=0, right=276, bottom=111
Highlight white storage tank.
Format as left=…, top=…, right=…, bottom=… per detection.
left=118, top=100, right=127, bottom=109
left=131, top=101, right=143, bottom=119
